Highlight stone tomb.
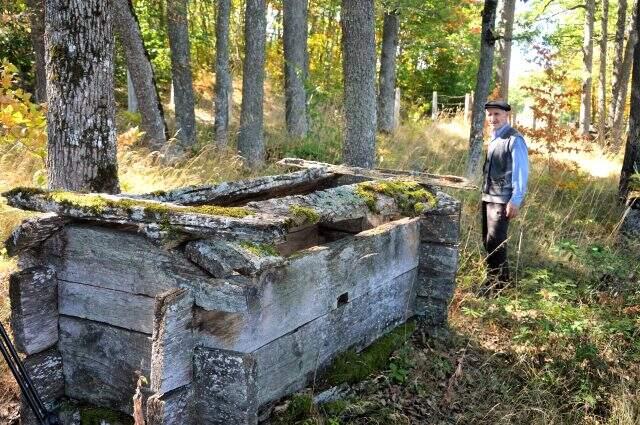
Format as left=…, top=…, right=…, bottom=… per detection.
left=4, top=166, right=461, bottom=424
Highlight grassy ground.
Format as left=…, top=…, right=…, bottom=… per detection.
left=1, top=89, right=639, bottom=424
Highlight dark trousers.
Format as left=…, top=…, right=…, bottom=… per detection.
left=481, top=201, right=510, bottom=283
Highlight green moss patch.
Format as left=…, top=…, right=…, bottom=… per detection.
left=239, top=241, right=279, bottom=257
left=324, top=321, right=416, bottom=386
left=288, top=204, right=321, bottom=226
left=80, top=406, right=133, bottom=425
left=355, top=180, right=437, bottom=216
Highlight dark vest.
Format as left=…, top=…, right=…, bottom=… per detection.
left=482, top=126, right=521, bottom=204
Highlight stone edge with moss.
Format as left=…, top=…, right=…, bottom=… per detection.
left=238, top=241, right=280, bottom=257
left=354, top=180, right=437, bottom=217
left=287, top=204, right=321, bottom=227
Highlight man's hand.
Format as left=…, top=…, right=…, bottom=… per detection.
left=506, top=201, right=519, bottom=219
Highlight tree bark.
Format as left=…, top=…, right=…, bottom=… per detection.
left=283, top=0, right=309, bottom=138
left=495, top=0, right=515, bottom=102
left=341, top=0, right=377, bottom=168
left=45, top=0, right=119, bottom=193
left=466, top=0, right=498, bottom=178
left=167, top=0, right=197, bottom=149
left=237, top=0, right=267, bottom=167
left=113, top=0, right=168, bottom=150
left=610, top=0, right=628, bottom=127
left=214, top=0, right=232, bottom=146
left=26, top=0, right=46, bottom=103
left=620, top=0, right=640, bottom=201
left=612, top=0, right=640, bottom=146
left=598, top=0, right=609, bottom=143
left=579, top=0, right=595, bottom=137
left=377, top=10, right=400, bottom=133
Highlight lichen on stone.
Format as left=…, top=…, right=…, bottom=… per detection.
left=239, top=241, right=279, bottom=257
left=288, top=204, right=321, bottom=226
left=355, top=180, right=437, bottom=217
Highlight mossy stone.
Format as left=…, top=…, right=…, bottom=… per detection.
left=355, top=180, right=437, bottom=217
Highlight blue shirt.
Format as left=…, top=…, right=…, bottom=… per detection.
left=490, top=124, right=529, bottom=208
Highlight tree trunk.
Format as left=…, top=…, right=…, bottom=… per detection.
left=620, top=0, right=640, bottom=201
left=466, top=0, right=498, bottom=178
left=283, top=0, right=309, bottom=138
left=610, top=0, right=628, bottom=127
left=495, top=0, right=515, bottom=101
left=579, top=0, right=595, bottom=137
left=167, top=0, right=196, bottom=149
left=237, top=0, right=267, bottom=167
left=612, top=0, right=640, bottom=146
left=45, top=0, right=119, bottom=193
left=113, top=0, right=168, bottom=150
left=26, top=0, right=46, bottom=103
left=341, top=0, right=377, bottom=168
left=598, top=0, right=609, bottom=143
left=377, top=10, right=400, bottom=133
left=214, top=0, right=232, bottom=146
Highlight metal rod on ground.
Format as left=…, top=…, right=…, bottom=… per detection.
left=432, top=91, right=438, bottom=120
left=0, top=323, right=61, bottom=425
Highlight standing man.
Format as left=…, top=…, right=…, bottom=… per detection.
left=481, top=100, right=529, bottom=290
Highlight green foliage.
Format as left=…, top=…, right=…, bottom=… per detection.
left=238, top=241, right=279, bottom=257
left=79, top=406, right=133, bottom=425
left=0, top=5, right=34, bottom=86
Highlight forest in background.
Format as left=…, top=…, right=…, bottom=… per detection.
left=1, top=0, right=640, bottom=423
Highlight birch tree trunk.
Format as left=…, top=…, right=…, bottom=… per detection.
left=598, top=0, right=609, bottom=143
left=238, top=0, right=267, bottom=167
left=377, top=10, right=400, bottom=133
left=619, top=0, right=640, bottom=202
left=341, top=0, right=377, bottom=168
left=113, top=0, right=168, bottom=150
left=612, top=0, right=640, bottom=146
left=214, top=0, right=232, bottom=146
left=466, top=0, right=498, bottom=178
left=495, top=0, right=515, bottom=101
left=579, top=0, right=595, bottom=137
left=167, top=0, right=197, bottom=149
left=610, top=0, right=628, bottom=127
left=283, top=0, right=309, bottom=138
left=45, top=0, right=119, bottom=193
left=26, top=0, right=46, bottom=103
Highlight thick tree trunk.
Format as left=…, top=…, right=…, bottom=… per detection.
left=113, top=0, right=168, bottom=150
left=26, top=0, right=46, bottom=103
left=495, top=0, right=515, bottom=101
left=45, top=0, right=119, bottom=193
left=214, top=0, right=232, bottom=146
left=167, top=0, right=197, bottom=149
left=341, top=0, right=377, bottom=168
left=377, top=10, right=400, bottom=133
left=283, top=0, right=309, bottom=138
left=466, top=0, right=498, bottom=178
left=579, top=0, right=595, bottom=137
left=598, top=0, right=609, bottom=143
left=238, top=0, right=267, bottom=167
left=620, top=1, right=640, bottom=201
left=610, top=0, right=628, bottom=127
left=612, top=0, right=640, bottom=146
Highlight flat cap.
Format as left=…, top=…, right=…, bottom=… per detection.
left=484, top=100, right=511, bottom=111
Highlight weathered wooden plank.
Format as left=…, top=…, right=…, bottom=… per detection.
left=194, top=347, right=258, bottom=425
left=19, top=348, right=65, bottom=425
left=58, top=280, right=155, bottom=333
left=151, top=289, right=194, bottom=394
left=278, top=157, right=476, bottom=190
left=4, top=212, right=68, bottom=256
left=9, top=266, right=58, bottom=355
left=59, top=316, right=152, bottom=414
left=185, top=239, right=285, bottom=278
left=59, top=225, right=249, bottom=312
left=147, top=385, right=195, bottom=425
left=197, top=218, right=419, bottom=352
left=253, top=268, right=417, bottom=406
left=136, top=168, right=337, bottom=206
left=3, top=188, right=287, bottom=243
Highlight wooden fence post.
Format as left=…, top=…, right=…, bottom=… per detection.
left=464, top=93, right=471, bottom=124
left=393, top=87, right=401, bottom=130
left=432, top=91, right=438, bottom=120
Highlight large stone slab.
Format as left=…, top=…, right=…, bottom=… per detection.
left=147, top=385, right=194, bottom=425
left=197, top=218, right=420, bottom=352
left=4, top=213, right=68, bottom=256
left=59, top=316, right=152, bottom=414
left=419, top=213, right=460, bottom=245
left=19, top=348, right=65, bottom=425
left=416, top=243, right=459, bottom=302
left=9, top=266, right=58, bottom=355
